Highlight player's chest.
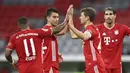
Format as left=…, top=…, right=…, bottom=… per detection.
left=100, top=29, right=123, bottom=45
left=44, top=36, right=57, bottom=42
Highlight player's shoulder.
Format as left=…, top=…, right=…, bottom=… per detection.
left=116, top=23, right=129, bottom=28
left=87, top=25, right=94, bottom=28
left=10, top=30, right=24, bottom=39
left=10, top=33, right=17, bottom=39
left=87, top=25, right=97, bottom=29
left=12, top=31, right=23, bottom=37
left=85, top=25, right=97, bottom=33
left=43, top=24, right=52, bottom=29
left=96, top=23, right=104, bottom=28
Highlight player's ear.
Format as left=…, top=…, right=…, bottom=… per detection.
left=114, top=14, right=116, bottom=18
left=46, top=16, right=50, bottom=21
left=86, top=16, right=89, bottom=21
left=104, top=14, right=105, bottom=19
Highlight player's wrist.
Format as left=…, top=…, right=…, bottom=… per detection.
left=58, top=53, right=62, bottom=56
left=10, top=60, right=15, bottom=65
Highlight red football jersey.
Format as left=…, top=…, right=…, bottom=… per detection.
left=42, top=25, right=59, bottom=71
left=83, top=25, right=105, bottom=71
left=97, top=23, right=130, bottom=68
left=7, top=28, right=52, bottom=73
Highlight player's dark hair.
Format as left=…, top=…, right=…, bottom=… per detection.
left=45, top=8, right=59, bottom=17
left=104, top=7, right=116, bottom=15
left=81, top=7, right=96, bottom=22
left=44, top=8, right=59, bottom=24
left=18, top=16, right=29, bottom=29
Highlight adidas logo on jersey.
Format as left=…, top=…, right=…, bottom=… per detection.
left=102, top=32, right=106, bottom=36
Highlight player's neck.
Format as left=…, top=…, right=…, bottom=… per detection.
left=21, top=27, right=30, bottom=31
left=104, top=22, right=115, bottom=30
left=46, top=22, right=53, bottom=26
left=84, top=21, right=93, bottom=28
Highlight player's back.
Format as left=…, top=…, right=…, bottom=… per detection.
left=10, top=28, right=52, bottom=73
left=42, top=25, right=59, bottom=71
left=14, top=30, right=41, bottom=62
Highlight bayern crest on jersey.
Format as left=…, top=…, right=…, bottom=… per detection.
left=114, top=30, right=119, bottom=35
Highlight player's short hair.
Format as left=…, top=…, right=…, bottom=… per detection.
left=104, top=7, right=116, bottom=15
left=45, top=8, right=59, bottom=17
left=18, top=16, right=29, bottom=29
left=81, top=7, right=96, bottom=22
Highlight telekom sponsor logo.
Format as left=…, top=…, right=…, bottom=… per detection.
left=104, top=37, right=110, bottom=45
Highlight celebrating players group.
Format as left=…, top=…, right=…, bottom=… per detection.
left=5, top=4, right=130, bottom=73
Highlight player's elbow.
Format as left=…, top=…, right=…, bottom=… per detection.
left=62, top=31, right=67, bottom=35
left=5, top=49, right=12, bottom=58
left=71, top=35, right=79, bottom=39
left=5, top=52, right=10, bottom=58
left=82, top=36, right=90, bottom=40
left=56, top=31, right=67, bottom=36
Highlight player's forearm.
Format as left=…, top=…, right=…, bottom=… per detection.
left=69, top=25, right=88, bottom=40
left=68, top=15, right=79, bottom=38
left=5, top=48, right=13, bottom=63
left=55, top=25, right=68, bottom=36
left=5, top=54, right=13, bottom=63
left=5, top=53, right=18, bottom=69
left=53, top=21, right=67, bottom=34
left=69, top=29, right=79, bottom=38
left=61, top=25, right=68, bottom=34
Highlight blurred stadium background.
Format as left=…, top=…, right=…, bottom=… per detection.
left=0, top=0, right=130, bottom=73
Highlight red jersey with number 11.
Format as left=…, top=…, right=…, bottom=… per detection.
left=7, top=28, right=52, bottom=73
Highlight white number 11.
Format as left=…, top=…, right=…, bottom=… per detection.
left=23, top=38, right=36, bottom=57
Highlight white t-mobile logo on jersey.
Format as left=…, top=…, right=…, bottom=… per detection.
left=104, top=37, right=110, bottom=45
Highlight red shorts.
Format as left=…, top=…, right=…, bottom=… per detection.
left=85, top=65, right=106, bottom=73
left=43, top=67, right=59, bottom=73
left=106, top=67, right=122, bottom=73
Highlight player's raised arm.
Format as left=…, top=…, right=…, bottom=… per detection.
left=68, top=8, right=93, bottom=40
left=54, top=5, right=73, bottom=36
left=68, top=21, right=92, bottom=40
left=68, top=7, right=79, bottom=39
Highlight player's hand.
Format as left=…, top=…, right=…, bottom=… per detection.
left=67, top=5, right=74, bottom=27
left=68, top=15, right=74, bottom=27
left=11, top=61, right=18, bottom=69
left=64, top=5, right=73, bottom=22
left=58, top=53, right=63, bottom=63
left=67, top=5, right=73, bottom=15
left=59, top=55, right=63, bottom=63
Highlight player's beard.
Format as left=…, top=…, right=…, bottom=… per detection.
left=106, top=18, right=113, bottom=25
left=80, top=20, right=87, bottom=25
left=52, top=22, right=58, bottom=27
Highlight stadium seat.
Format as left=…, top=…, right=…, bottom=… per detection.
left=54, top=0, right=70, bottom=15
left=70, top=0, right=81, bottom=9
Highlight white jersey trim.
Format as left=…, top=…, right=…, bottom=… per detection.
left=90, top=41, right=97, bottom=60
left=51, top=41, right=56, bottom=61
left=94, top=65, right=99, bottom=73
left=84, top=30, right=92, bottom=40
left=49, top=67, right=53, bottom=73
